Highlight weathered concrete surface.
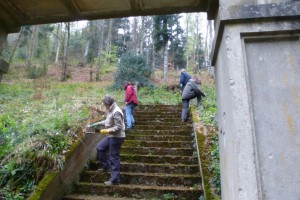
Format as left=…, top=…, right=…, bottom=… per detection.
left=245, top=35, right=300, bottom=200
left=213, top=1, right=300, bottom=199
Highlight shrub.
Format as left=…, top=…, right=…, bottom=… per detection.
left=113, top=52, right=154, bottom=89
left=27, top=65, right=47, bottom=79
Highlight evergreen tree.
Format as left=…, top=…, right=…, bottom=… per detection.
left=154, top=14, right=184, bottom=80
left=113, top=52, right=153, bottom=89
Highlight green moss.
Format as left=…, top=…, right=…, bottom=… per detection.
left=191, top=108, right=220, bottom=200
left=196, top=130, right=218, bottom=200
left=190, top=106, right=199, bottom=123
left=123, top=140, right=145, bottom=148
left=65, top=137, right=82, bottom=161
left=28, top=171, right=58, bottom=200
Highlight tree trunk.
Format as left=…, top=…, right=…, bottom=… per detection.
left=106, top=18, right=113, bottom=65
left=54, top=23, right=62, bottom=64
left=195, top=14, right=199, bottom=73
left=96, top=20, right=105, bottom=81
left=55, top=42, right=60, bottom=64
left=152, top=18, right=156, bottom=70
left=27, top=25, right=38, bottom=68
left=140, top=16, right=145, bottom=55
left=83, top=40, right=90, bottom=66
left=61, top=22, right=70, bottom=82
left=9, top=27, right=23, bottom=65
left=206, top=20, right=214, bottom=71
left=185, top=14, right=189, bottom=70
left=152, top=42, right=155, bottom=70
left=163, top=42, right=168, bottom=82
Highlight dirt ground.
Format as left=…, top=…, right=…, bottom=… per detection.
left=4, top=63, right=215, bottom=87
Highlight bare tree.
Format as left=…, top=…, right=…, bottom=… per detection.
left=61, top=22, right=70, bottom=81
left=185, top=14, right=189, bottom=70
left=96, top=20, right=105, bottom=81
left=9, top=27, right=24, bottom=65
left=140, top=16, right=145, bottom=55
left=27, top=25, right=38, bottom=68
left=54, top=23, right=62, bottom=64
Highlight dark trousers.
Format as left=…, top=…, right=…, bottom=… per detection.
left=96, top=136, right=124, bottom=183
left=181, top=99, right=190, bottom=122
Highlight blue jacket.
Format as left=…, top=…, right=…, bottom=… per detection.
left=180, top=72, right=192, bottom=89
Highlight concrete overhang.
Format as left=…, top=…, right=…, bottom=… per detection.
left=0, top=0, right=218, bottom=33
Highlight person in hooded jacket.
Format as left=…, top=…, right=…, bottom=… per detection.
left=179, top=68, right=192, bottom=92
left=124, top=81, right=138, bottom=129
left=181, top=76, right=205, bottom=122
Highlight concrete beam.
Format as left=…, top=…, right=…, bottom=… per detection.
left=211, top=1, right=300, bottom=65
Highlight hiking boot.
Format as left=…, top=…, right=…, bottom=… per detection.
left=97, top=167, right=111, bottom=172
left=104, top=180, right=120, bottom=186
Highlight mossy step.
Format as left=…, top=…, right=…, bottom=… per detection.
left=125, top=130, right=190, bottom=135
left=123, top=140, right=194, bottom=148
left=134, top=121, right=188, bottom=126
left=89, top=162, right=200, bottom=174
left=120, top=154, right=197, bottom=164
left=121, top=147, right=194, bottom=156
left=135, top=118, right=183, bottom=123
left=137, top=105, right=181, bottom=109
left=134, top=111, right=181, bottom=115
left=125, top=135, right=191, bottom=142
left=136, top=106, right=181, bottom=110
left=63, top=194, right=136, bottom=200
left=129, top=125, right=192, bottom=131
left=133, top=114, right=181, bottom=118
left=73, top=182, right=203, bottom=199
left=80, top=171, right=201, bottom=186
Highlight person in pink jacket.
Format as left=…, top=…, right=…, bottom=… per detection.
left=124, top=81, right=138, bottom=129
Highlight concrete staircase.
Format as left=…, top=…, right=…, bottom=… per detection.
left=63, top=105, right=203, bottom=200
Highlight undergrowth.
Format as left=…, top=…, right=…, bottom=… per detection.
left=199, top=84, right=221, bottom=197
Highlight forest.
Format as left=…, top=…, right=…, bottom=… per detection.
left=0, top=13, right=219, bottom=200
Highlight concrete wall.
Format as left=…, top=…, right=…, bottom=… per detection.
left=29, top=132, right=102, bottom=200
left=213, top=1, right=300, bottom=199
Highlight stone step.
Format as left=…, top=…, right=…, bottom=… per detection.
left=135, top=118, right=183, bottom=123
left=125, top=135, right=191, bottom=142
left=137, top=105, right=181, bottom=109
left=89, top=162, right=200, bottom=174
left=80, top=171, right=201, bottom=186
left=63, top=105, right=203, bottom=200
left=133, top=114, right=181, bottom=118
left=125, top=129, right=190, bottom=135
left=134, top=121, right=187, bottom=126
left=63, top=194, right=136, bottom=200
left=129, top=125, right=192, bottom=131
left=134, top=111, right=181, bottom=115
left=120, top=154, right=197, bottom=165
left=123, top=140, right=194, bottom=148
left=73, top=182, right=203, bottom=199
left=121, top=147, right=194, bottom=156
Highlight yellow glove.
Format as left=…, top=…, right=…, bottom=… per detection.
left=100, top=129, right=109, bottom=134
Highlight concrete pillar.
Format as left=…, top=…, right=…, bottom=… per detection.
left=212, top=1, right=300, bottom=199
left=0, top=26, right=8, bottom=83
